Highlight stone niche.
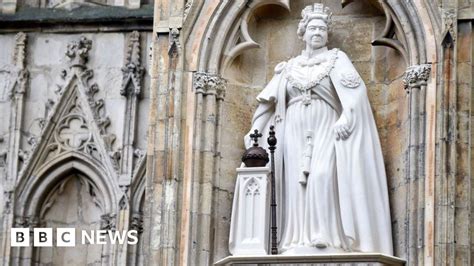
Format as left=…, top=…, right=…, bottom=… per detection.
left=215, top=0, right=408, bottom=262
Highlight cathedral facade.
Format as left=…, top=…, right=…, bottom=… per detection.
left=0, top=0, right=473, bottom=265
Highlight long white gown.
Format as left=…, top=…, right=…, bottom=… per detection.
left=280, top=52, right=347, bottom=253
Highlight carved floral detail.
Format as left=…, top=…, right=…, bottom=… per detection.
left=403, top=64, right=432, bottom=90
left=339, top=71, right=361, bottom=88
left=130, top=213, right=144, bottom=234
left=193, top=72, right=226, bottom=99
left=100, top=213, right=117, bottom=230
left=66, top=36, right=92, bottom=68
left=14, top=215, right=39, bottom=228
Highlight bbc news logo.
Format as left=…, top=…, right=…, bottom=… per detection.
left=11, top=228, right=138, bottom=247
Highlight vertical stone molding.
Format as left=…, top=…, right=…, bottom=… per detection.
left=403, top=64, right=432, bottom=90
left=120, top=31, right=144, bottom=187
left=187, top=71, right=226, bottom=265
left=7, top=32, right=28, bottom=186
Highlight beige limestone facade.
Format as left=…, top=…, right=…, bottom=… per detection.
left=0, top=0, right=473, bottom=265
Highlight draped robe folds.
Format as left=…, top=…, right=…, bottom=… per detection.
left=244, top=48, right=393, bottom=255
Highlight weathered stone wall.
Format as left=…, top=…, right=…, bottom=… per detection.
left=0, top=31, right=152, bottom=265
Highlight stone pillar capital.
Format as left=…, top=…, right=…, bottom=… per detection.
left=193, top=72, right=226, bottom=99
left=403, top=64, right=432, bottom=90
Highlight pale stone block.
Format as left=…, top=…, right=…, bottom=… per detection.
left=0, top=35, right=14, bottom=66
left=386, top=50, right=406, bottom=82
left=213, top=190, right=233, bottom=260
left=0, top=72, right=12, bottom=101
left=90, top=33, right=125, bottom=68
left=229, top=167, right=270, bottom=256
left=32, top=35, right=66, bottom=67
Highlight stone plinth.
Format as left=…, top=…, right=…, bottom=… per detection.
left=229, top=167, right=271, bottom=256
left=214, top=253, right=405, bottom=265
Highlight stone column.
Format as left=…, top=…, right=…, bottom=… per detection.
left=145, top=1, right=185, bottom=264
left=186, top=71, right=226, bottom=266
left=116, top=31, right=144, bottom=266
left=402, top=63, right=431, bottom=265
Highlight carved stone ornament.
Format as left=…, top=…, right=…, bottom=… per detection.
left=339, top=71, right=361, bottom=88
left=100, top=213, right=117, bottom=230
left=403, top=64, right=432, bottom=90
left=9, top=32, right=28, bottom=98
left=193, top=72, right=226, bottom=99
left=130, top=213, right=144, bottom=234
left=121, top=31, right=144, bottom=97
left=18, top=36, right=118, bottom=177
left=168, top=28, right=181, bottom=55
left=66, top=36, right=92, bottom=68
left=14, top=215, right=39, bottom=228
left=443, top=9, right=456, bottom=43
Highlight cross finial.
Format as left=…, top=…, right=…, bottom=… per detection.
left=249, top=129, right=263, bottom=147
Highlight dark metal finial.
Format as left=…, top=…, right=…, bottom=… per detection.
left=267, top=126, right=277, bottom=149
left=250, top=129, right=263, bottom=147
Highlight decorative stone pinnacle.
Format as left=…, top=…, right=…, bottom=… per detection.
left=121, top=31, right=144, bottom=96
left=14, top=32, right=27, bottom=69
left=403, top=64, right=431, bottom=90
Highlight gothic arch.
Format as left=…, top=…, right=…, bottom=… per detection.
left=194, top=0, right=440, bottom=73
left=11, top=152, right=120, bottom=265
left=184, top=0, right=441, bottom=265
left=14, top=151, right=119, bottom=220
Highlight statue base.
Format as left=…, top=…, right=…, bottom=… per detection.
left=214, top=253, right=405, bottom=265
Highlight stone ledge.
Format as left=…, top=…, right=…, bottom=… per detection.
left=214, top=253, right=405, bottom=265
left=0, top=5, right=153, bottom=31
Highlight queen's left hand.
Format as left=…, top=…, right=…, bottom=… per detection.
left=333, top=110, right=353, bottom=140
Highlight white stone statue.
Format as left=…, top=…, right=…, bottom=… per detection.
left=236, top=3, right=393, bottom=255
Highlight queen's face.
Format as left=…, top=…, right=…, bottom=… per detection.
left=303, top=19, right=328, bottom=50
